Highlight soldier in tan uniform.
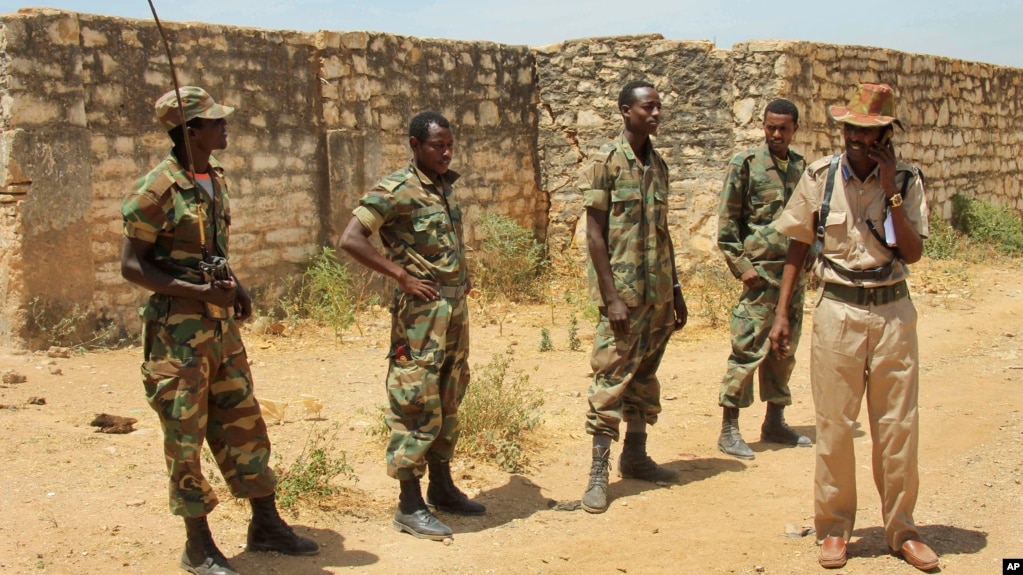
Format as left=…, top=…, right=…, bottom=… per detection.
left=769, top=84, right=939, bottom=571
left=716, top=98, right=811, bottom=460
left=577, top=80, right=689, bottom=514
left=340, top=111, right=483, bottom=542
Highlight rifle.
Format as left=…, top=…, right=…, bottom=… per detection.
left=147, top=0, right=231, bottom=320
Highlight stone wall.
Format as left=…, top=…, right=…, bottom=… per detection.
left=0, top=9, right=539, bottom=347
left=1, top=9, right=1021, bottom=347
left=537, top=37, right=1023, bottom=265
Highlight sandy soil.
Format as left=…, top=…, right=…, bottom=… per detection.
left=1, top=259, right=1020, bottom=575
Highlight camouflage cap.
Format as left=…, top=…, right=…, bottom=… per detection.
left=154, top=86, right=234, bottom=130
left=828, top=83, right=902, bottom=128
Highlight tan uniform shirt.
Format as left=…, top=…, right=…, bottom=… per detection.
left=776, top=154, right=929, bottom=287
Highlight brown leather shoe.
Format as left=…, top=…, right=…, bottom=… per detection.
left=818, top=536, right=847, bottom=569
left=899, top=539, right=939, bottom=571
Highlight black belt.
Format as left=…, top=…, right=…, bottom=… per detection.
left=826, top=258, right=894, bottom=282
left=822, top=280, right=909, bottom=306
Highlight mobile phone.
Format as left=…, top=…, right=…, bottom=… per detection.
left=880, top=129, right=893, bottom=146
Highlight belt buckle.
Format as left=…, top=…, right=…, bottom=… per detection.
left=865, top=287, right=878, bottom=306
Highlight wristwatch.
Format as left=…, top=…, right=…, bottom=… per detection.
left=887, top=193, right=904, bottom=208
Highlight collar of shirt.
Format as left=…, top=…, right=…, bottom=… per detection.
left=840, top=154, right=880, bottom=184
left=409, top=161, right=460, bottom=189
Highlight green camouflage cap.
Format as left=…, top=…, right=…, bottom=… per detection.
left=154, top=86, right=234, bottom=130
left=828, top=83, right=902, bottom=128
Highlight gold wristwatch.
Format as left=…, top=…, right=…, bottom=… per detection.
left=887, top=193, right=904, bottom=208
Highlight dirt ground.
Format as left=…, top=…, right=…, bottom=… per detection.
left=1, top=259, right=1021, bottom=575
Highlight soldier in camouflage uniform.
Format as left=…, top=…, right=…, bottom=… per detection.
left=578, top=80, right=689, bottom=514
left=715, top=99, right=812, bottom=460
left=121, top=87, right=318, bottom=575
left=339, top=111, right=483, bottom=541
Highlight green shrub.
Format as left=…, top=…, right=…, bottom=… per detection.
left=923, top=211, right=967, bottom=260
left=273, top=422, right=356, bottom=510
left=568, top=313, right=583, bottom=351
left=473, top=213, right=549, bottom=304
left=253, top=247, right=361, bottom=341
left=301, top=247, right=359, bottom=340
left=458, top=350, right=544, bottom=472
left=539, top=328, right=553, bottom=352
left=951, top=194, right=1023, bottom=256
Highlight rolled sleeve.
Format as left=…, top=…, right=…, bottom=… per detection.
left=579, top=160, right=611, bottom=211
left=121, top=189, right=167, bottom=244
left=353, top=205, right=384, bottom=235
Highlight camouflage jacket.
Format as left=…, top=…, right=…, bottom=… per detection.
left=353, top=162, right=467, bottom=288
left=121, top=152, right=231, bottom=285
left=579, top=133, right=674, bottom=307
left=716, top=143, right=805, bottom=285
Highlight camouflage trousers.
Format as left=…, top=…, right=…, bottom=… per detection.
left=586, top=302, right=674, bottom=440
left=719, top=281, right=804, bottom=409
left=385, top=291, right=471, bottom=481
left=140, top=294, right=275, bottom=518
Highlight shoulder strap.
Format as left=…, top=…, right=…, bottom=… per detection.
left=812, top=154, right=842, bottom=256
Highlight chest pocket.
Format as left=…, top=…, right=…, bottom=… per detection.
left=750, top=179, right=782, bottom=206
left=821, top=210, right=848, bottom=257
left=411, top=204, right=453, bottom=256
left=610, top=180, right=643, bottom=219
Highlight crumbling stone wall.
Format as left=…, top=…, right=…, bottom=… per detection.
left=1, top=9, right=1021, bottom=348
left=537, top=37, right=1023, bottom=265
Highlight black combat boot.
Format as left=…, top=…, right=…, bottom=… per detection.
left=581, top=444, right=611, bottom=513
left=393, top=477, right=453, bottom=540
left=619, top=432, right=679, bottom=482
left=761, top=402, right=812, bottom=446
left=181, top=515, right=238, bottom=575
left=718, top=406, right=755, bottom=460
left=426, top=461, right=486, bottom=515
left=247, top=494, right=319, bottom=555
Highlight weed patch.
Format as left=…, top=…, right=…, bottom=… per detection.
left=458, top=349, right=544, bottom=472
left=273, top=422, right=356, bottom=510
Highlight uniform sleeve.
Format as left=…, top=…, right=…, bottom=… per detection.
left=355, top=184, right=400, bottom=235
left=775, top=169, right=819, bottom=246
left=121, top=176, right=172, bottom=244
left=353, top=205, right=384, bottom=235
left=716, top=158, right=754, bottom=278
left=902, top=171, right=929, bottom=239
left=579, top=155, right=611, bottom=211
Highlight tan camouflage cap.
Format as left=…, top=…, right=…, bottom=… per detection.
left=828, top=83, right=902, bottom=128
left=154, top=86, right=235, bottom=130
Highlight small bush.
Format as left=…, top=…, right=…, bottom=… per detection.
left=568, top=313, right=582, bottom=351
left=24, top=297, right=126, bottom=351
left=301, top=247, right=358, bottom=340
left=253, top=247, right=361, bottom=341
left=473, top=213, right=549, bottom=304
left=951, top=194, right=1023, bottom=256
left=274, top=422, right=356, bottom=510
left=923, top=211, right=967, bottom=261
left=458, top=349, right=544, bottom=472
left=679, top=262, right=741, bottom=330
left=539, top=328, right=553, bottom=352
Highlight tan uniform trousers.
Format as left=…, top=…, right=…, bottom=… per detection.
left=811, top=293, right=920, bottom=551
